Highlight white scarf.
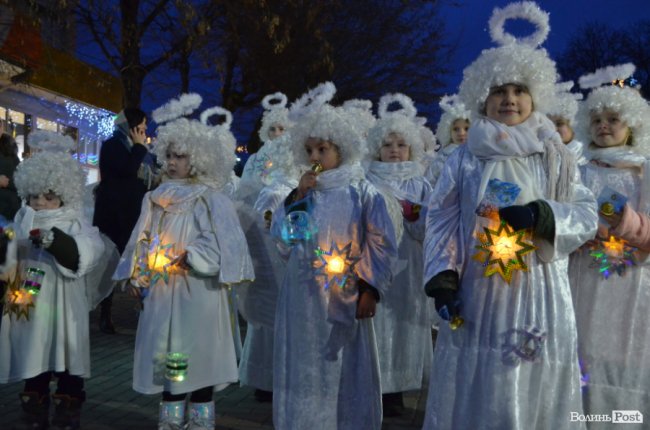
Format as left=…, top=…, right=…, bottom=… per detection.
left=468, top=112, right=575, bottom=204
left=315, top=163, right=365, bottom=191
left=365, top=160, right=424, bottom=203
left=150, top=180, right=208, bottom=212
left=15, top=206, right=78, bottom=238
left=584, top=146, right=650, bottom=213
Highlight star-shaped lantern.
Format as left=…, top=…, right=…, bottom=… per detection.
left=2, top=273, right=35, bottom=321
left=589, top=235, right=635, bottom=279
left=313, top=241, right=360, bottom=290
left=473, top=221, right=536, bottom=284
left=135, top=233, right=180, bottom=286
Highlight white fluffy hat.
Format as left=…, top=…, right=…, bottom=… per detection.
left=258, top=92, right=293, bottom=144
left=366, top=93, right=425, bottom=161
left=15, top=131, right=86, bottom=208
left=435, top=95, right=471, bottom=147
left=152, top=93, right=236, bottom=189
left=541, top=81, right=582, bottom=124
left=288, top=82, right=366, bottom=166
left=458, top=1, right=558, bottom=116
left=575, top=64, right=650, bottom=153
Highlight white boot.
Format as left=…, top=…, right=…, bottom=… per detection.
left=158, top=400, right=185, bottom=430
left=185, top=401, right=215, bottom=430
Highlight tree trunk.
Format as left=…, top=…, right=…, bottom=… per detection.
left=120, top=0, right=144, bottom=108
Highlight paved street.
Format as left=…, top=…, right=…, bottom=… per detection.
left=0, top=291, right=427, bottom=429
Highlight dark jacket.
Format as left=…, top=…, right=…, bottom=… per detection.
left=0, top=153, right=21, bottom=221
left=93, top=130, right=150, bottom=253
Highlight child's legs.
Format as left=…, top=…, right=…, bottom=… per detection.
left=24, top=371, right=52, bottom=396
left=162, top=386, right=213, bottom=402
left=55, top=371, right=85, bottom=400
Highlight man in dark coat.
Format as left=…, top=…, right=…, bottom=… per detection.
left=93, top=108, right=155, bottom=333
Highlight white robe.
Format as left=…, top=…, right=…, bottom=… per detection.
left=270, top=164, right=397, bottom=430
left=237, top=180, right=294, bottom=391
left=569, top=149, right=650, bottom=424
left=423, top=143, right=460, bottom=188
left=113, top=180, right=254, bottom=395
left=1, top=206, right=106, bottom=382
left=365, top=161, right=433, bottom=393
left=422, top=115, right=597, bottom=429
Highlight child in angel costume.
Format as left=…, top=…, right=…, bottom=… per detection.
left=543, top=81, right=588, bottom=165
left=112, top=94, right=254, bottom=430
left=270, top=82, right=397, bottom=430
left=569, top=63, right=650, bottom=423
left=236, top=92, right=298, bottom=402
left=0, top=130, right=117, bottom=430
left=364, top=92, right=434, bottom=417
left=422, top=2, right=598, bottom=429
left=424, top=95, right=470, bottom=187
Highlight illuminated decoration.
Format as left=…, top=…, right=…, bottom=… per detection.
left=589, top=236, right=636, bottom=279
left=64, top=101, right=114, bottom=140
left=236, top=145, right=248, bottom=153
left=313, top=241, right=360, bottom=290
left=2, top=272, right=35, bottom=321
left=612, top=76, right=640, bottom=88
left=473, top=220, right=536, bottom=283
left=502, top=326, right=547, bottom=365
left=165, top=352, right=189, bottom=382
left=134, top=232, right=181, bottom=287
left=0, top=224, right=15, bottom=241
left=22, top=267, right=45, bottom=295
left=281, top=211, right=317, bottom=245
left=252, top=153, right=275, bottom=179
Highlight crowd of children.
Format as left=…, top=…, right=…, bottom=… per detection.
left=1, top=1, right=649, bottom=429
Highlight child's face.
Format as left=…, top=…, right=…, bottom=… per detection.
left=29, top=192, right=62, bottom=211
left=590, top=110, right=630, bottom=148
left=304, top=138, right=341, bottom=171
left=379, top=132, right=410, bottom=162
left=165, top=144, right=192, bottom=179
left=450, top=119, right=470, bottom=144
left=268, top=123, right=286, bottom=140
left=484, top=84, right=533, bottom=126
left=548, top=115, right=574, bottom=144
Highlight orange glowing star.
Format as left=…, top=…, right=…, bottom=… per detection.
left=473, top=221, right=536, bottom=283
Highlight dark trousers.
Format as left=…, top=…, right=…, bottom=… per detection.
left=24, top=371, right=85, bottom=401
left=162, top=386, right=213, bottom=403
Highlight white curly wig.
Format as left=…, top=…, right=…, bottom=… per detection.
left=14, top=151, right=86, bottom=208
left=342, top=99, right=377, bottom=138
left=152, top=93, right=236, bottom=189
left=435, top=95, right=471, bottom=147
left=417, top=118, right=438, bottom=153
left=364, top=93, right=423, bottom=162
left=258, top=92, right=293, bottom=144
left=458, top=2, right=558, bottom=116
left=574, top=85, right=650, bottom=154
left=289, top=82, right=365, bottom=167
left=28, top=130, right=76, bottom=153
left=542, top=81, right=582, bottom=124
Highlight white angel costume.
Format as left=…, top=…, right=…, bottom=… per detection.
left=0, top=205, right=108, bottom=382
left=365, top=161, right=433, bottom=393
left=113, top=180, right=253, bottom=395
left=271, top=164, right=397, bottom=430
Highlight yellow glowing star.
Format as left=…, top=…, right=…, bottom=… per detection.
left=314, top=241, right=360, bottom=289
left=2, top=275, right=35, bottom=321
left=473, top=221, right=536, bottom=283
left=602, top=235, right=625, bottom=258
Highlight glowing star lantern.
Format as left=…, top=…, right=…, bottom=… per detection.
left=589, top=236, right=635, bottom=279
left=134, top=232, right=180, bottom=287
left=473, top=221, right=536, bottom=284
left=3, top=274, right=36, bottom=321
left=314, top=241, right=361, bottom=290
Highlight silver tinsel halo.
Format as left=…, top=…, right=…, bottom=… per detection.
left=152, top=93, right=202, bottom=125
left=579, top=63, right=635, bottom=90
left=435, top=95, right=471, bottom=147
left=574, top=85, right=650, bottom=155
left=289, top=104, right=365, bottom=167
left=14, top=151, right=86, bottom=208
left=288, top=82, right=337, bottom=122
left=28, top=130, right=76, bottom=153
left=489, top=1, right=550, bottom=48
left=153, top=102, right=236, bottom=189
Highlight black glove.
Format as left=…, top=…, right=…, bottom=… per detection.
left=46, top=227, right=80, bottom=271
left=424, top=270, right=460, bottom=321
left=498, top=205, right=536, bottom=231
left=358, top=278, right=380, bottom=303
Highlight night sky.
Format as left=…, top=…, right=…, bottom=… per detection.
left=440, top=0, right=650, bottom=93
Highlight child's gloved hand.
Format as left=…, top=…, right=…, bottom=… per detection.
left=44, top=227, right=79, bottom=271
left=498, top=205, right=536, bottom=231
left=424, top=270, right=460, bottom=321
left=400, top=200, right=421, bottom=222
